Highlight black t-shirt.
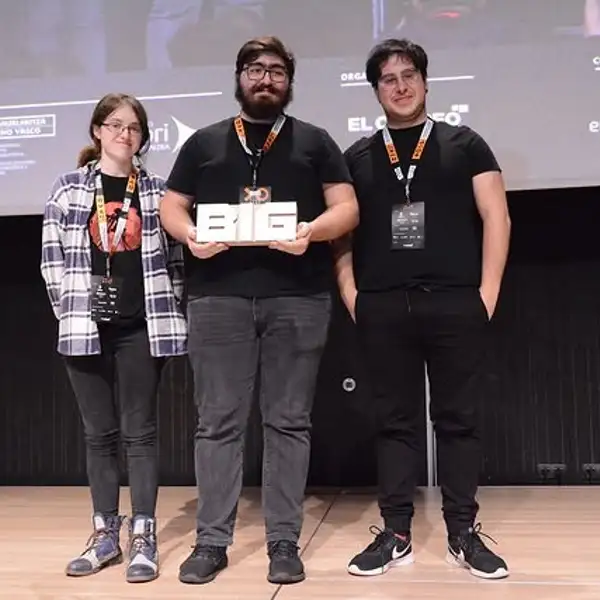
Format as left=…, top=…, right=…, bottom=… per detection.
left=166, top=115, right=352, bottom=298
left=88, top=173, right=145, bottom=325
left=344, top=121, right=501, bottom=292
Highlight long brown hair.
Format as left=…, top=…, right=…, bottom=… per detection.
left=77, top=93, right=151, bottom=168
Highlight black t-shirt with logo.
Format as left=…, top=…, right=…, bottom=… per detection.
left=344, top=121, right=501, bottom=292
left=88, top=173, right=145, bottom=325
left=166, top=116, right=352, bottom=298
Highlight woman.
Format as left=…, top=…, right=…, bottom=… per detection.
left=40, top=93, right=187, bottom=583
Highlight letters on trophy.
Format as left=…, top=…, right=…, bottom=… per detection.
left=196, top=189, right=298, bottom=245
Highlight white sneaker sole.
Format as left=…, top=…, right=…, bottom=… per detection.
left=446, top=550, right=509, bottom=580
left=347, top=551, right=415, bottom=577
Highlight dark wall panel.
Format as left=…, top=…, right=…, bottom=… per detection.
left=2, top=187, right=600, bottom=487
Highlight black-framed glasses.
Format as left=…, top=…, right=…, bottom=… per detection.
left=243, top=63, right=288, bottom=83
left=102, top=121, right=142, bottom=137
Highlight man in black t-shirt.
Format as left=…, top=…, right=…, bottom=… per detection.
left=336, top=38, right=511, bottom=580
left=159, top=36, right=359, bottom=586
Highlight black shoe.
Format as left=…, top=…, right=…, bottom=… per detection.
left=267, top=540, right=305, bottom=584
left=347, top=525, right=414, bottom=576
left=447, top=523, right=509, bottom=579
left=178, top=544, right=228, bottom=584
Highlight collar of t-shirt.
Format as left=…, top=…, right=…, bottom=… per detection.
left=241, top=118, right=275, bottom=152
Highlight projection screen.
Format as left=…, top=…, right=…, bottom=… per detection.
left=0, top=0, right=598, bottom=215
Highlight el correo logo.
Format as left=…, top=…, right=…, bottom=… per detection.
left=348, top=105, right=470, bottom=133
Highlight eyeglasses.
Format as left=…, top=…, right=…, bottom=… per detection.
left=378, top=69, right=420, bottom=88
left=102, top=121, right=143, bottom=137
left=243, top=63, right=288, bottom=83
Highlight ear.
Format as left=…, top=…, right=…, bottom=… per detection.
left=92, top=125, right=101, bottom=140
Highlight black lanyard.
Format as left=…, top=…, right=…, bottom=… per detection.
left=382, top=117, right=434, bottom=204
left=93, top=169, right=138, bottom=276
left=233, top=114, right=286, bottom=190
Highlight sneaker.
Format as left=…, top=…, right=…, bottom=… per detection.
left=347, top=525, right=414, bottom=576
left=126, top=515, right=158, bottom=583
left=447, top=523, right=509, bottom=579
left=178, top=544, right=228, bottom=584
left=65, top=513, right=123, bottom=576
left=267, top=540, right=305, bottom=584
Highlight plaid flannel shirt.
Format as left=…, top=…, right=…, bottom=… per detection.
left=40, top=161, right=188, bottom=357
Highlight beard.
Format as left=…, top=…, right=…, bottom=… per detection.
left=235, top=81, right=293, bottom=121
left=395, top=98, right=426, bottom=122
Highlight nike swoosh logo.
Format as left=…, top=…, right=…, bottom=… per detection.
left=452, top=548, right=465, bottom=561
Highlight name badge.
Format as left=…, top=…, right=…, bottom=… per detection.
left=391, top=202, right=425, bottom=250
left=196, top=198, right=298, bottom=245
left=90, top=275, right=122, bottom=322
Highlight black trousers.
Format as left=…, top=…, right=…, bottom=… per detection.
left=63, top=324, right=164, bottom=518
left=356, top=287, right=489, bottom=536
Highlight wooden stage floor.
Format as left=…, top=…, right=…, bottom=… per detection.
left=1, top=486, right=599, bottom=599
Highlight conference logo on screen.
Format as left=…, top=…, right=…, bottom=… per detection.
left=588, top=120, right=600, bottom=134
left=0, top=114, right=56, bottom=141
left=148, top=116, right=195, bottom=154
left=347, top=104, right=470, bottom=133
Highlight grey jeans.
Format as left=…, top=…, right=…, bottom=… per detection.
left=187, top=294, right=331, bottom=546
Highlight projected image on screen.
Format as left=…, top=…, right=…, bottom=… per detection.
left=0, top=0, right=599, bottom=215
left=371, top=0, right=599, bottom=48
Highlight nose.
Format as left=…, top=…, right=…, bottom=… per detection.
left=397, top=78, right=409, bottom=93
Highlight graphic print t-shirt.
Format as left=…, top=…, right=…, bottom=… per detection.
left=88, top=173, right=145, bottom=326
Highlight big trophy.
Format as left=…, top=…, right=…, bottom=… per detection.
left=195, top=186, right=298, bottom=245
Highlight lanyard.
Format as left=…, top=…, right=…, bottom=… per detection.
left=234, top=114, right=286, bottom=190
left=94, top=169, right=138, bottom=276
left=382, top=117, right=434, bottom=204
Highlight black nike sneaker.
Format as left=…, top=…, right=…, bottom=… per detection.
left=347, top=525, right=414, bottom=576
left=447, top=523, right=509, bottom=579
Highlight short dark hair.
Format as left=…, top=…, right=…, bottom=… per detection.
left=235, top=36, right=296, bottom=82
left=365, top=38, right=428, bottom=88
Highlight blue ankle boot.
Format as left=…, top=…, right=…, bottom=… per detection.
left=65, top=513, right=123, bottom=576
left=126, top=515, right=159, bottom=583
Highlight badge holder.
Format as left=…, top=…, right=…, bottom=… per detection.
left=90, top=255, right=122, bottom=323
left=391, top=200, right=425, bottom=250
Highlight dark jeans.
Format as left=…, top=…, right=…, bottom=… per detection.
left=356, top=287, right=489, bottom=536
left=63, top=324, right=163, bottom=518
left=187, top=294, right=331, bottom=546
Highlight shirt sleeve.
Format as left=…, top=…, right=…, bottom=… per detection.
left=40, top=176, right=68, bottom=319
left=166, top=134, right=199, bottom=197
left=315, top=128, right=353, bottom=184
left=464, top=128, right=502, bottom=178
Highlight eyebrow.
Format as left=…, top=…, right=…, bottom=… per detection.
left=381, top=68, right=416, bottom=77
left=107, top=118, right=140, bottom=123
left=250, top=61, right=286, bottom=69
